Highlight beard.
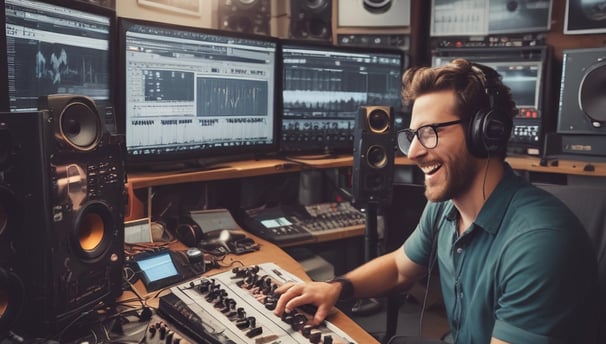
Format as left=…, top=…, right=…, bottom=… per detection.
left=424, top=149, right=479, bottom=202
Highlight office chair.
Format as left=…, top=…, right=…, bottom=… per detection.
left=382, top=183, right=431, bottom=343
left=536, top=183, right=606, bottom=342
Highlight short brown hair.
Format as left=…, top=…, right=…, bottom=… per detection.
left=401, top=58, right=517, bottom=158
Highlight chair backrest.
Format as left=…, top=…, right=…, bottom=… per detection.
left=535, top=183, right=606, bottom=341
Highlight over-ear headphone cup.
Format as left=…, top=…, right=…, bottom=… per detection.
left=175, top=223, right=203, bottom=247
left=467, top=109, right=508, bottom=158
left=467, top=109, right=489, bottom=158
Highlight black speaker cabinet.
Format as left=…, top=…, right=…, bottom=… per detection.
left=0, top=95, right=126, bottom=338
left=289, top=0, right=332, bottom=41
left=218, top=0, right=270, bottom=35
left=353, top=106, right=395, bottom=207
left=558, top=47, right=606, bottom=135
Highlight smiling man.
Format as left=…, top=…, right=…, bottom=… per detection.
left=274, top=59, right=599, bottom=344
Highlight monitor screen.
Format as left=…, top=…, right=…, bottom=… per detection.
left=279, top=41, right=404, bottom=155
left=2, top=0, right=115, bottom=131
left=430, top=0, right=552, bottom=37
left=118, top=18, right=278, bottom=171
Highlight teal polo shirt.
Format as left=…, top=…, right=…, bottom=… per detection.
left=404, top=163, right=599, bottom=344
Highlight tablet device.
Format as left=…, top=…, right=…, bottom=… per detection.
left=135, top=251, right=184, bottom=291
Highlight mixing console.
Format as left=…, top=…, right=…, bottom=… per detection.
left=238, top=202, right=366, bottom=244
left=159, top=262, right=356, bottom=344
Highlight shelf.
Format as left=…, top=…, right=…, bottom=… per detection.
left=126, top=154, right=606, bottom=191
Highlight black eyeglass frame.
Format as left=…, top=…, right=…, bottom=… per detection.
left=397, top=119, right=464, bottom=155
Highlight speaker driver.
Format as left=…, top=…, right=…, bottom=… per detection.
left=73, top=201, right=113, bottom=260
left=59, top=101, right=102, bottom=151
left=289, top=0, right=332, bottom=41
left=366, top=145, right=388, bottom=169
left=368, top=108, right=391, bottom=134
left=302, top=0, right=328, bottom=10
left=579, top=60, right=606, bottom=127
left=363, top=0, right=392, bottom=13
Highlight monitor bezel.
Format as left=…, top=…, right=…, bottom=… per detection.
left=116, top=17, right=281, bottom=172
left=0, top=0, right=117, bottom=116
left=278, top=39, right=406, bottom=156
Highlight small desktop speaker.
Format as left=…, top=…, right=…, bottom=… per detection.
left=353, top=106, right=395, bottom=207
left=337, top=0, right=411, bottom=27
left=0, top=95, right=126, bottom=338
left=218, top=0, right=270, bottom=35
left=289, top=0, right=332, bottom=41
left=558, top=47, right=606, bottom=135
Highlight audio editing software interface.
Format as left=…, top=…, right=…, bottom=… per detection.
left=123, top=21, right=277, bottom=159
left=3, top=0, right=115, bottom=130
left=280, top=43, right=403, bottom=154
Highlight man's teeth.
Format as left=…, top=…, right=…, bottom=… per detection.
left=421, top=163, right=441, bottom=175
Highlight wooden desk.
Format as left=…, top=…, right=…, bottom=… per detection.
left=125, top=231, right=379, bottom=344
left=126, top=154, right=605, bottom=191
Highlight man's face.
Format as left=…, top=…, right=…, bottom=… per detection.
left=407, top=90, right=481, bottom=202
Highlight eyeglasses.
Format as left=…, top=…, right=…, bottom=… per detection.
left=397, top=119, right=463, bottom=155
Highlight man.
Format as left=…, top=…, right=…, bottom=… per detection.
left=274, top=58, right=599, bottom=343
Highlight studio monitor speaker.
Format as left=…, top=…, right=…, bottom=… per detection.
left=218, top=0, right=270, bottom=35
left=337, top=0, right=410, bottom=28
left=289, top=0, right=332, bottom=41
left=0, top=94, right=126, bottom=338
left=558, top=47, right=606, bottom=135
left=353, top=106, right=395, bottom=206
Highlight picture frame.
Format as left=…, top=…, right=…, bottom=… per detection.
left=137, top=0, right=202, bottom=17
left=564, top=0, right=606, bottom=35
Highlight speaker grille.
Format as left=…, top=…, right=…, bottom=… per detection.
left=59, top=101, right=102, bottom=151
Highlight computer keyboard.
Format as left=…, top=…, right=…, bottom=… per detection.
left=237, top=201, right=366, bottom=244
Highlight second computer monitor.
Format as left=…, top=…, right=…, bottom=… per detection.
left=279, top=41, right=405, bottom=155
left=118, top=18, right=279, bottom=171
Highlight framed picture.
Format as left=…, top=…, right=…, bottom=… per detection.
left=565, top=0, right=606, bottom=34
left=137, top=0, right=202, bottom=17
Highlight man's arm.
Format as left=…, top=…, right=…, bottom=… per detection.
left=273, top=245, right=427, bottom=325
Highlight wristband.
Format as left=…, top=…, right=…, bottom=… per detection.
left=327, top=276, right=354, bottom=300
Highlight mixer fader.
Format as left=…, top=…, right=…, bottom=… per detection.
left=159, top=262, right=356, bottom=344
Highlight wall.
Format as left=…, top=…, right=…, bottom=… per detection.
left=116, top=0, right=213, bottom=28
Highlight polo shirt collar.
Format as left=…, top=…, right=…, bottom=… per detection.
left=473, top=162, right=522, bottom=235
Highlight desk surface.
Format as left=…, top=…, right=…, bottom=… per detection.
left=124, top=231, right=379, bottom=344
left=126, top=155, right=606, bottom=190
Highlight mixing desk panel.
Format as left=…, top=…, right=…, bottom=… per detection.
left=159, top=263, right=356, bottom=344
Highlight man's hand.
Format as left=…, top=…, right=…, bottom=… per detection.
left=273, top=281, right=342, bottom=326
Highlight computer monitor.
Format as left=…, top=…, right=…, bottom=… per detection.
left=432, top=46, right=552, bottom=156
left=117, top=18, right=279, bottom=171
left=279, top=41, right=405, bottom=155
left=1, top=0, right=116, bottom=132
left=430, top=0, right=552, bottom=36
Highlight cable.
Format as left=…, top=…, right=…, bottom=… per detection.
left=419, top=202, right=445, bottom=336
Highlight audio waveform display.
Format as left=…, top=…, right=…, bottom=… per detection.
left=120, top=18, right=278, bottom=169
left=279, top=42, right=404, bottom=154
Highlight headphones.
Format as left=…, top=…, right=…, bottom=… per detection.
left=465, top=63, right=511, bottom=158
left=174, top=222, right=204, bottom=247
